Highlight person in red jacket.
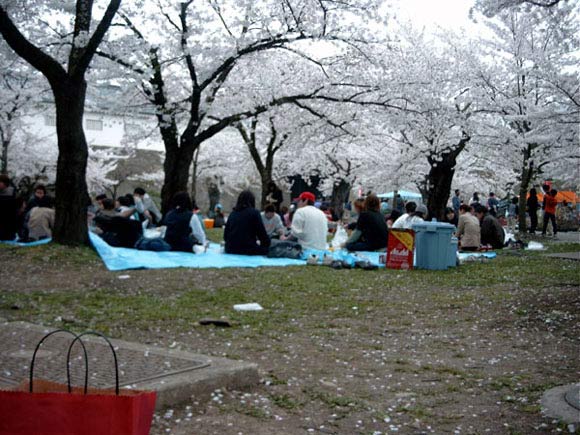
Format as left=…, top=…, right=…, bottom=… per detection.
left=542, top=189, right=558, bottom=237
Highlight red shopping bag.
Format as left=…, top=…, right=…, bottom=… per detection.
left=0, top=330, right=157, bottom=435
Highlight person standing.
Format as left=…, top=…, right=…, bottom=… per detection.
left=290, top=191, right=328, bottom=250
left=527, top=188, right=539, bottom=234
left=469, top=192, right=480, bottom=208
left=487, top=192, right=499, bottom=217
left=265, top=181, right=284, bottom=214
left=452, top=189, right=461, bottom=215
left=541, top=189, right=558, bottom=237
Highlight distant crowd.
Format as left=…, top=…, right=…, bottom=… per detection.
left=0, top=173, right=574, bottom=257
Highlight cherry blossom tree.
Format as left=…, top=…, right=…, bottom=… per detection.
left=473, top=2, right=579, bottom=230
left=97, top=0, right=386, bottom=212
left=0, top=0, right=122, bottom=245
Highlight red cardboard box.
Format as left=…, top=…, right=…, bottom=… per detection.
left=386, top=229, right=415, bottom=270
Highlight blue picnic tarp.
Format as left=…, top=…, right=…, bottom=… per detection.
left=89, top=232, right=308, bottom=271
left=3, top=232, right=494, bottom=271
left=0, top=238, right=52, bottom=247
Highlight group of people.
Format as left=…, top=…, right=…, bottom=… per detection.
left=0, top=176, right=55, bottom=242
left=2, top=171, right=571, bottom=259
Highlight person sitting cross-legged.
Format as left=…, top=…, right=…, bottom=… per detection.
left=225, top=190, right=270, bottom=255
left=290, top=191, right=328, bottom=250
left=456, top=204, right=480, bottom=251
left=261, top=203, right=285, bottom=239
left=345, top=193, right=389, bottom=252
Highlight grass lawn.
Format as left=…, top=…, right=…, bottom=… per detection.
left=0, top=231, right=578, bottom=434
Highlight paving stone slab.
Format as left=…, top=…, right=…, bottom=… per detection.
left=0, top=322, right=259, bottom=409
left=541, top=384, right=580, bottom=424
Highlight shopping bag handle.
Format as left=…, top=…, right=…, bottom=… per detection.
left=29, top=329, right=89, bottom=394
left=66, top=331, right=120, bottom=395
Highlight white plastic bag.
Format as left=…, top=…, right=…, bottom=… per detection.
left=331, top=225, right=348, bottom=249
left=233, top=303, right=263, bottom=311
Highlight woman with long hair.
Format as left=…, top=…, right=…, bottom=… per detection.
left=224, top=190, right=270, bottom=255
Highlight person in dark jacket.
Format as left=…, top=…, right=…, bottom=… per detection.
left=346, top=194, right=389, bottom=251
left=474, top=205, right=505, bottom=249
left=527, top=188, right=539, bottom=234
left=163, top=192, right=204, bottom=252
left=224, top=190, right=270, bottom=255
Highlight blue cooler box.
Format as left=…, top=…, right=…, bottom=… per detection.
left=412, top=221, right=456, bottom=270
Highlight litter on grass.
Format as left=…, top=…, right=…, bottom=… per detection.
left=233, top=303, right=264, bottom=311
left=526, top=241, right=545, bottom=250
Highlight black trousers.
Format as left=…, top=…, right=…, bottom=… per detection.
left=542, top=212, right=557, bottom=235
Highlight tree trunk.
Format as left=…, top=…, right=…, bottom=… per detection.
left=330, top=179, right=351, bottom=220
left=425, top=156, right=457, bottom=222
left=517, top=150, right=535, bottom=233
left=260, top=172, right=272, bottom=209
left=160, top=140, right=196, bottom=214
left=1, top=138, right=8, bottom=174
left=190, top=147, right=200, bottom=202
left=51, top=81, right=90, bottom=245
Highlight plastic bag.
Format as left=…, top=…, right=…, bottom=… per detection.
left=331, top=225, right=348, bottom=249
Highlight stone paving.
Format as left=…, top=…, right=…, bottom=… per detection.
left=0, top=321, right=258, bottom=409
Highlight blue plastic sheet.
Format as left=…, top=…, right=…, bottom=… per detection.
left=89, top=232, right=307, bottom=271
left=0, top=238, right=52, bottom=247
left=89, top=233, right=385, bottom=272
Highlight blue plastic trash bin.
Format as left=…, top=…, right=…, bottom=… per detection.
left=448, top=237, right=458, bottom=268
left=412, top=221, right=456, bottom=270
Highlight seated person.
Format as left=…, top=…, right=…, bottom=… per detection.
left=346, top=198, right=365, bottom=230
left=345, top=194, right=389, bottom=251
left=116, top=194, right=139, bottom=220
left=406, top=205, right=428, bottom=227
left=24, top=184, right=47, bottom=214
left=225, top=190, right=270, bottom=255
left=290, top=191, right=328, bottom=250
left=392, top=202, right=417, bottom=229
left=443, top=207, right=458, bottom=227
left=163, top=192, right=206, bottom=252
left=27, top=196, right=55, bottom=241
left=213, top=204, right=225, bottom=228
left=261, top=203, right=285, bottom=238
left=386, top=209, right=402, bottom=228
left=474, top=205, right=505, bottom=249
left=283, top=204, right=296, bottom=228
left=456, top=204, right=480, bottom=251
left=133, top=187, right=162, bottom=225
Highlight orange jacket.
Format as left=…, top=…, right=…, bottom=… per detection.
left=544, top=195, right=557, bottom=214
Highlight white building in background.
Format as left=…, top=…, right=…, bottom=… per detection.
left=30, top=87, right=164, bottom=152
left=9, top=85, right=166, bottom=194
